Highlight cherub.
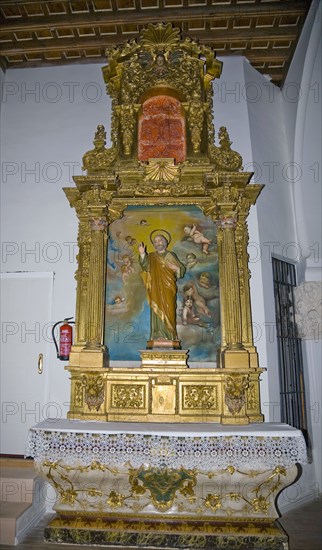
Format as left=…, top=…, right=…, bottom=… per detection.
left=185, top=253, right=198, bottom=270
left=120, top=254, right=135, bottom=283
left=182, top=297, right=200, bottom=326
left=106, top=295, right=128, bottom=314
left=113, top=295, right=125, bottom=305
left=198, top=271, right=211, bottom=289
left=181, top=297, right=211, bottom=328
left=183, top=224, right=211, bottom=254
left=183, top=282, right=211, bottom=318
left=125, top=235, right=137, bottom=247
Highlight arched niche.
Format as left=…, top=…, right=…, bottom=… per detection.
left=138, top=95, right=186, bottom=162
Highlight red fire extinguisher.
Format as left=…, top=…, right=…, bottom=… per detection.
left=52, top=318, right=75, bottom=361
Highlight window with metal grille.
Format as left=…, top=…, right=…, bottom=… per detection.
left=272, top=258, right=308, bottom=440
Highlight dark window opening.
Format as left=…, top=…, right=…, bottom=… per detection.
left=272, top=257, right=308, bottom=445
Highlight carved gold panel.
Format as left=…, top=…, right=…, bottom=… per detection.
left=110, top=384, right=146, bottom=410
left=181, top=384, right=219, bottom=412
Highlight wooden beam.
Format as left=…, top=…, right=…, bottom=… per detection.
left=1, top=2, right=310, bottom=33
left=0, top=29, right=298, bottom=56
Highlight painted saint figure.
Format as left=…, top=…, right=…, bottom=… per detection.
left=139, top=233, right=185, bottom=347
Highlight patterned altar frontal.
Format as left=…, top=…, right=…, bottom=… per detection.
left=27, top=420, right=307, bottom=470
left=26, top=420, right=307, bottom=549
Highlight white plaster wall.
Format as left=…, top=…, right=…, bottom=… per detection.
left=282, top=0, right=321, bottom=269
left=242, top=60, right=296, bottom=423
left=1, top=64, right=111, bottom=420
left=299, top=24, right=322, bottom=500
left=282, top=0, right=322, bottom=502
left=301, top=28, right=322, bottom=273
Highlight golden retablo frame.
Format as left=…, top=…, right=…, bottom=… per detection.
left=64, top=23, right=264, bottom=425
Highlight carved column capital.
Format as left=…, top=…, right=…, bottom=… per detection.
left=89, top=218, right=108, bottom=231
left=217, top=216, right=238, bottom=230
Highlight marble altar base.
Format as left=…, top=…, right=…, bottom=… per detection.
left=26, top=420, right=307, bottom=549
left=44, top=514, right=289, bottom=549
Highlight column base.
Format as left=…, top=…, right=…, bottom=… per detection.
left=68, top=346, right=109, bottom=369
left=221, top=348, right=250, bottom=368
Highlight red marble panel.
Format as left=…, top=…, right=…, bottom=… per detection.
left=138, top=95, right=186, bottom=162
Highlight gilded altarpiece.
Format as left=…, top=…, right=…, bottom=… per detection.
left=64, top=23, right=264, bottom=425
left=28, top=24, right=308, bottom=550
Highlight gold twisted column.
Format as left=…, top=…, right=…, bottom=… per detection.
left=84, top=218, right=108, bottom=350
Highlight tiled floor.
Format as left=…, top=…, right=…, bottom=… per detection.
left=0, top=496, right=321, bottom=549
left=279, top=496, right=322, bottom=550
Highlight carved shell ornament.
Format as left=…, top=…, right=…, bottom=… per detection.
left=140, top=23, right=181, bottom=50
left=143, top=158, right=180, bottom=183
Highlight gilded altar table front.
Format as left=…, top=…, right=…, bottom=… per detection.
left=26, top=420, right=307, bottom=549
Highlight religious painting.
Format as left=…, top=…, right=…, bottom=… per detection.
left=105, top=206, right=220, bottom=362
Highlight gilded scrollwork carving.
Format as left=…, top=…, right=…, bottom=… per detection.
left=81, top=374, right=105, bottom=411
left=82, top=125, right=116, bottom=173
left=225, top=375, right=249, bottom=415
left=83, top=186, right=113, bottom=210
left=210, top=127, right=243, bottom=172
left=74, top=381, right=83, bottom=408
left=103, top=23, right=221, bottom=126
left=187, top=91, right=205, bottom=154
left=247, top=382, right=259, bottom=411
left=111, top=384, right=145, bottom=409
left=182, top=385, right=218, bottom=410
left=235, top=221, right=247, bottom=295
left=119, top=103, right=135, bottom=156
left=135, top=160, right=187, bottom=196
left=107, top=201, right=125, bottom=224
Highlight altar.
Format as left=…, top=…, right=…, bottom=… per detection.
left=26, top=22, right=309, bottom=550
left=26, top=419, right=307, bottom=549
